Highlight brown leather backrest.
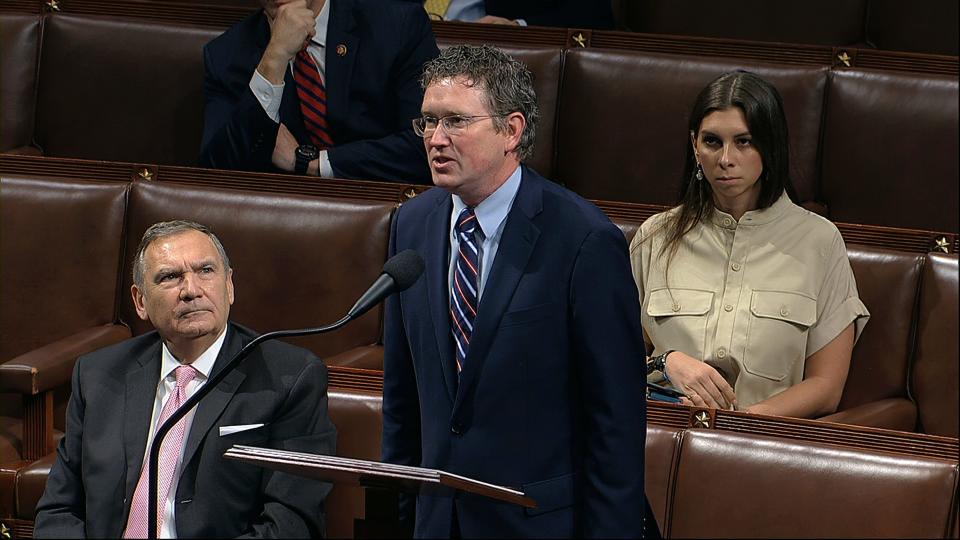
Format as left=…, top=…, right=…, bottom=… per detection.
left=121, top=181, right=394, bottom=357
left=841, top=244, right=924, bottom=409
left=668, top=429, right=959, bottom=538
left=866, top=0, right=959, bottom=56
left=436, top=40, right=562, bottom=179
left=0, top=176, right=128, bottom=361
left=0, top=13, right=40, bottom=151
left=557, top=49, right=828, bottom=208
left=623, top=0, right=868, bottom=47
left=913, top=253, right=959, bottom=438
left=820, top=69, right=959, bottom=232
left=35, top=14, right=220, bottom=165
left=644, top=424, right=681, bottom=534
left=326, top=388, right=383, bottom=539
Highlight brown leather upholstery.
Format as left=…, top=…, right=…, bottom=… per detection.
left=866, top=0, right=960, bottom=56
left=668, top=429, right=959, bottom=538
left=557, top=49, right=828, bottom=209
left=34, top=15, right=220, bottom=165
left=326, top=389, right=383, bottom=539
left=820, top=69, right=959, bottom=232
left=644, top=424, right=681, bottom=534
left=0, top=13, right=39, bottom=153
left=120, top=181, right=395, bottom=359
left=436, top=40, right=562, bottom=179
left=623, top=0, right=868, bottom=47
left=13, top=453, right=53, bottom=521
left=912, top=253, right=960, bottom=437
left=834, top=245, right=923, bottom=430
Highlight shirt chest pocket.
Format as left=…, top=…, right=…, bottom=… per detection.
left=744, top=290, right=818, bottom=381
left=644, top=288, right=714, bottom=358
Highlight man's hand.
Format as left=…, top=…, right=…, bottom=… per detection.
left=476, top=15, right=520, bottom=25
left=663, top=351, right=738, bottom=410
left=272, top=123, right=299, bottom=171
left=257, top=0, right=316, bottom=84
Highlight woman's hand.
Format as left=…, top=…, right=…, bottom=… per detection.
left=664, top=351, right=738, bottom=410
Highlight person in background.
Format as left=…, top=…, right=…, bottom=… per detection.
left=631, top=70, right=869, bottom=418
left=201, top=0, right=439, bottom=184
left=422, top=0, right=614, bottom=29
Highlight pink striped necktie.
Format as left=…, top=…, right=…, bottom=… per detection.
left=293, top=48, right=334, bottom=149
left=123, top=365, right=199, bottom=538
left=450, top=208, right=481, bottom=373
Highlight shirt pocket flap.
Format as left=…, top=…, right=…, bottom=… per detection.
left=646, top=288, right=714, bottom=317
left=750, top=290, right=817, bottom=327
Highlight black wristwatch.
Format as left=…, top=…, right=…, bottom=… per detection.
left=294, top=144, right=319, bottom=175
left=646, top=350, right=675, bottom=375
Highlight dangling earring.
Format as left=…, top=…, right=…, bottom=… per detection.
left=695, top=163, right=704, bottom=181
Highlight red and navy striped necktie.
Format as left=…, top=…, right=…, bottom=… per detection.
left=451, top=208, right=481, bottom=373
left=293, top=48, right=333, bottom=149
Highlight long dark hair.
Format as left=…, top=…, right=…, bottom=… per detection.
left=656, top=70, right=798, bottom=261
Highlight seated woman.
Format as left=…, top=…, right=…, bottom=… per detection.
left=631, top=70, right=869, bottom=418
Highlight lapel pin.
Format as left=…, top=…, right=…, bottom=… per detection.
left=336, top=44, right=348, bottom=57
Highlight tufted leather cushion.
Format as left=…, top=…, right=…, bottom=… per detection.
left=557, top=49, right=828, bottom=208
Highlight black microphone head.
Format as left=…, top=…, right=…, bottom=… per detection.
left=383, top=249, right=425, bottom=292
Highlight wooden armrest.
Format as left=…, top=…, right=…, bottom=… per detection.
left=817, top=398, right=917, bottom=432
left=0, top=324, right=131, bottom=396
left=0, top=146, right=42, bottom=156
left=324, top=344, right=384, bottom=370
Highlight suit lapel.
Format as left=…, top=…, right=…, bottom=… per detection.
left=423, top=194, right=458, bottom=404
left=324, top=0, right=358, bottom=135
left=181, top=326, right=247, bottom=470
left=123, top=340, right=163, bottom=504
left=454, top=168, right=543, bottom=411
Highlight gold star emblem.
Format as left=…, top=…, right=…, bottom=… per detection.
left=1, top=521, right=11, bottom=539
left=46, top=0, right=60, bottom=11
left=572, top=33, right=587, bottom=48
left=837, top=51, right=851, bottom=67
left=934, top=236, right=950, bottom=253
left=693, top=410, right=711, bottom=428
left=138, top=168, right=154, bottom=181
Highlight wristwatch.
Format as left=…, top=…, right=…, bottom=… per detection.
left=294, top=144, right=319, bottom=175
left=646, top=349, right=675, bottom=375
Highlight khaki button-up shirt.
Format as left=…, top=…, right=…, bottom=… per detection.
left=631, top=193, right=869, bottom=408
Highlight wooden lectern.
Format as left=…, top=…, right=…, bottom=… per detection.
left=224, top=445, right=537, bottom=538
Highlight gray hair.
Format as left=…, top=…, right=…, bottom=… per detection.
left=132, top=220, right=231, bottom=287
left=421, top=44, right=539, bottom=161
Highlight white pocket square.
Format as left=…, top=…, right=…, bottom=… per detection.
left=219, top=423, right=265, bottom=436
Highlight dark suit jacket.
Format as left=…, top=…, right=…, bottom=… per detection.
left=200, top=0, right=438, bottom=184
left=381, top=166, right=647, bottom=537
left=34, top=323, right=337, bottom=538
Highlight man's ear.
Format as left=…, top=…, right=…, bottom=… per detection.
left=226, top=268, right=235, bottom=306
left=503, top=112, right=526, bottom=155
left=131, top=284, right=150, bottom=322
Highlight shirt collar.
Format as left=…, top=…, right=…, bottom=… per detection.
left=159, top=325, right=229, bottom=383
left=452, top=165, right=523, bottom=239
left=313, top=0, right=330, bottom=48
left=711, top=190, right=792, bottom=229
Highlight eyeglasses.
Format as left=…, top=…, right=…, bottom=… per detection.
left=412, top=114, right=504, bottom=138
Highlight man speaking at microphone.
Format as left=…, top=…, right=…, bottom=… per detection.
left=382, top=45, right=648, bottom=537
left=34, top=220, right=336, bottom=538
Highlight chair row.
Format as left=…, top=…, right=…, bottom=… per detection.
left=0, top=7, right=957, bottom=234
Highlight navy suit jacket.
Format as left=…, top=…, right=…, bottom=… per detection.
left=382, top=166, right=647, bottom=537
left=485, top=0, right=614, bottom=29
left=34, top=323, right=337, bottom=538
left=200, top=0, right=438, bottom=183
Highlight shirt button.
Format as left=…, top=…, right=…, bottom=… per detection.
left=724, top=304, right=733, bottom=312
left=723, top=218, right=733, bottom=227
left=672, top=302, right=681, bottom=312
left=731, top=263, right=742, bottom=271
left=780, top=306, right=790, bottom=317
left=717, top=348, right=727, bottom=358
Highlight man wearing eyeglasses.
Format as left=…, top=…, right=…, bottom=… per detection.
left=382, top=44, right=650, bottom=538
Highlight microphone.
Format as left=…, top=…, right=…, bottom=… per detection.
left=145, top=250, right=424, bottom=539
left=347, top=249, right=425, bottom=319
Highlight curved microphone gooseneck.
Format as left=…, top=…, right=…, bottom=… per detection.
left=145, top=249, right=424, bottom=539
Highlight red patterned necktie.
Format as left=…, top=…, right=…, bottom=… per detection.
left=450, top=208, right=481, bottom=373
left=293, top=48, right=334, bottom=149
left=123, top=365, right=199, bottom=538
